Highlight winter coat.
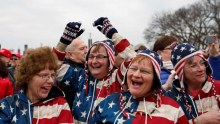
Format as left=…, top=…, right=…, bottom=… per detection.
left=56, top=36, right=136, bottom=123
left=90, top=91, right=189, bottom=124
left=0, top=86, right=73, bottom=124
left=165, top=77, right=220, bottom=123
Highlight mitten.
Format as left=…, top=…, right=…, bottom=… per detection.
left=93, top=17, right=118, bottom=39
left=60, top=22, right=84, bottom=45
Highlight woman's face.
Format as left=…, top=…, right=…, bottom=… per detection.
left=183, top=56, right=207, bottom=90
left=88, top=46, right=109, bottom=79
left=26, top=68, right=55, bottom=103
left=127, top=58, right=154, bottom=98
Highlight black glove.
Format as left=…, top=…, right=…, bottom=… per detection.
left=60, top=22, right=85, bottom=45
left=93, top=17, right=118, bottom=39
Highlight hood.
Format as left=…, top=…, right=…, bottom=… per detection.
left=171, top=43, right=212, bottom=88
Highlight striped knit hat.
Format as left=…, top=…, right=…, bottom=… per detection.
left=86, top=39, right=115, bottom=70
left=84, top=40, right=115, bottom=94
left=171, top=43, right=212, bottom=88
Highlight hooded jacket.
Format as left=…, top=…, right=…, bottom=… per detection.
left=0, top=86, right=73, bottom=124
left=90, top=49, right=189, bottom=124
left=56, top=34, right=136, bottom=123
left=165, top=43, right=220, bottom=123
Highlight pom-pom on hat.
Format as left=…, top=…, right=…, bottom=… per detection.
left=0, top=48, right=12, bottom=59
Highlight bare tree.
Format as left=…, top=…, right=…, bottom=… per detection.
left=144, top=0, right=220, bottom=49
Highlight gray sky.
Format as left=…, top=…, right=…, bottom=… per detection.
left=0, top=0, right=197, bottom=53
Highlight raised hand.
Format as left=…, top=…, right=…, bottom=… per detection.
left=93, top=17, right=118, bottom=39
left=60, top=22, right=85, bottom=45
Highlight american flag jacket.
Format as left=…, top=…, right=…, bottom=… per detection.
left=0, top=86, right=73, bottom=124
left=165, top=78, right=220, bottom=123
left=56, top=33, right=136, bottom=124
left=90, top=91, right=189, bottom=124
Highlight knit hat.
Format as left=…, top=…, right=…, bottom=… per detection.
left=171, top=43, right=212, bottom=88
left=0, top=48, right=12, bottom=58
left=86, top=39, right=115, bottom=71
left=84, top=39, right=115, bottom=95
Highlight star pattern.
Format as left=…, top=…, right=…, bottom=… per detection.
left=86, top=96, right=91, bottom=101
left=176, top=94, right=182, bottom=101
left=81, top=111, right=87, bottom=118
left=108, top=101, right=115, bottom=109
left=12, top=115, right=17, bottom=123
left=117, top=117, right=126, bottom=124
left=98, top=106, right=103, bottom=113
left=74, top=68, right=78, bottom=72
left=64, top=80, right=70, bottom=86
left=10, top=106, right=14, bottom=113
left=21, top=108, right=27, bottom=116
left=0, top=103, right=5, bottom=109
left=90, top=81, right=95, bottom=86
left=78, top=75, right=82, bottom=81
left=76, top=100, right=81, bottom=107
left=76, top=92, right=80, bottom=98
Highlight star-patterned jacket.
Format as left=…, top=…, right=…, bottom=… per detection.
left=165, top=78, right=220, bottom=123
left=56, top=33, right=136, bottom=124
left=90, top=91, right=189, bottom=124
left=0, top=86, right=73, bottom=124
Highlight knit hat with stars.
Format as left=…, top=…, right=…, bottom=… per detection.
left=171, top=43, right=212, bottom=88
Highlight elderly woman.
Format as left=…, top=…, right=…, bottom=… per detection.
left=165, top=43, right=220, bottom=124
left=54, top=17, right=136, bottom=123
left=90, top=49, right=188, bottom=124
left=0, top=46, right=73, bottom=124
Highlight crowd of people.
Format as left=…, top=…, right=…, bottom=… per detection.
left=0, top=17, right=220, bottom=124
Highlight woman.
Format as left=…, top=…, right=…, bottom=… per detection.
left=165, top=43, right=220, bottom=124
left=0, top=59, right=14, bottom=99
left=153, top=35, right=179, bottom=90
left=90, top=49, right=188, bottom=124
left=54, top=17, right=136, bottom=123
left=0, top=46, right=73, bottom=124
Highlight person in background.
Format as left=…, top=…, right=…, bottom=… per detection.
left=60, top=37, right=88, bottom=109
left=0, top=48, right=16, bottom=89
left=165, top=43, right=220, bottom=124
left=207, top=35, right=220, bottom=80
left=0, top=59, right=14, bottom=99
left=90, top=49, right=188, bottom=124
left=0, top=46, right=73, bottom=124
left=0, top=48, right=12, bottom=67
left=9, top=52, right=22, bottom=75
left=153, top=35, right=179, bottom=90
left=54, top=17, right=136, bottom=123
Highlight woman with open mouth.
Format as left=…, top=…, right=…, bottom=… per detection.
left=0, top=46, right=73, bottom=124
left=90, top=49, right=189, bottom=124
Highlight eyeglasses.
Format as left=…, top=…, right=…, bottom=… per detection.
left=36, top=73, right=56, bottom=81
left=88, top=55, right=108, bottom=61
